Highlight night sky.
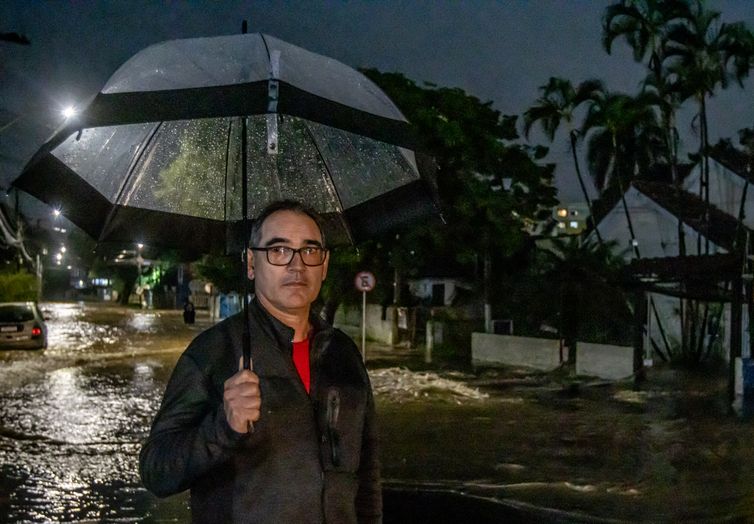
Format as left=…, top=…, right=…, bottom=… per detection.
left=2, top=1, right=753, bottom=204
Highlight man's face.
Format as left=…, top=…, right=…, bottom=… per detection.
left=248, top=210, right=328, bottom=318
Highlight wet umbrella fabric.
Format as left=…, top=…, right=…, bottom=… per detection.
left=13, top=33, right=438, bottom=252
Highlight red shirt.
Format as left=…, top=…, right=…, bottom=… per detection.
left=292, top=338, right=310, bottom=393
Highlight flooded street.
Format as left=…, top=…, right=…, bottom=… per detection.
left=1, top=303, right=754, bottom=522
left=0, top=303, right=207, bottom=523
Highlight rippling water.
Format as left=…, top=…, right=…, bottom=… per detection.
left=0, top=302, right=204, bottom=522
left=0, top=303, right=501, bottom=523
left=3, top=302, right=753, bottom=522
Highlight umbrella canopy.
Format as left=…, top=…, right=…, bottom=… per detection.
left=13, top=33, right=438, bottom=252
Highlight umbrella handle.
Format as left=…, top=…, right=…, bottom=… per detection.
left=242, top=330, right=254, bottom=433
left=243, top=331, right=252, bottom=370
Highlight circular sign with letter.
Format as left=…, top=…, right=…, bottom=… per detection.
left=354, top=271, right=376, bottom=292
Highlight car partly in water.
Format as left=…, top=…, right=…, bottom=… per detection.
left=0, top=302, right=47, bottom=350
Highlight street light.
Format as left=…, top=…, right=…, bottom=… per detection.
left=62, top=106, right=77, bottom=119
left=136, top=242, right=144, bottom=283
left=136, top=243, right=146, bottom=309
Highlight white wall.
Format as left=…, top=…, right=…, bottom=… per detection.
left=334, top=304, right=395, bottom=345
left=471, top=333, right=564, bottom=371
left=576, top=342, right=633, bottom=380
left=594, top=186, right=724, bottom=262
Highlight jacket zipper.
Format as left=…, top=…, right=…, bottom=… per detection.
left=309, top=332, right=327, bottom=523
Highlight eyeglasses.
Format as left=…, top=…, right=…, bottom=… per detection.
left=250, top=246, right=328, bottom=266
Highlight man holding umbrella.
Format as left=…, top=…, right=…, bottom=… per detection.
left=140, top=200, right=382, bottom=523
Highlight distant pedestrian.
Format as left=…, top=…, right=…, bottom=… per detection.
left=182, top=300, right=195, bottom=324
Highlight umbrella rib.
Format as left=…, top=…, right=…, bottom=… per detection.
left=300, top=120, right=354, bottom=245
left=223, top=118, right=233, bottom=225
left=259, top=34, right=273, bottom=74
left=102, top=121, right=163, bottom=241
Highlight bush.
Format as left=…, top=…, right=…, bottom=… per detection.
left=0, top=271, right=38, bottom=302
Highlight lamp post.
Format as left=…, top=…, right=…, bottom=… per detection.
left=136, top=243, right=144, bottom=307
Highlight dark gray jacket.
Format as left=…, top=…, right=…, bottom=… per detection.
left=139, top=298, right=382, bottom=523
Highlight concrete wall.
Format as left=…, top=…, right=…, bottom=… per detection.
left=576, top=342, right=633, bottom=380
left=471, top=333, right=564, bottom=371
left=334, top=304, right=395, bottom=345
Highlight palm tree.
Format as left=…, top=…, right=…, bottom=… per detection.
left=601, top=1, right=754, bottom=364
left=603, top=0, right=690, bottom=80
left=603, top=1, right=691, bottom=360
left=603, top=0, right=688, bottom=219
left=523, top=77, right=604, bottom=243
left=663, top=2, right=754, bottom=252
left=582, top=89, right=664, bottom=193
left=579, top=89, right=663, bottom=280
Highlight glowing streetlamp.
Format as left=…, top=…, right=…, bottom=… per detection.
left=136, top=243, right=144, bottom=283
left=62, top=106, right=77, bottom=119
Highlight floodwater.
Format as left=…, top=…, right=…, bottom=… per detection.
left=1, top=303, right=754, bottom=522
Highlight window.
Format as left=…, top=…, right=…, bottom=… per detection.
left=0, top=305, right=35, bottom=323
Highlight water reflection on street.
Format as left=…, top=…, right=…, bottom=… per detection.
left=0, top=302, right=203, bottom=522
left=2, top=302, right=754, bottom=522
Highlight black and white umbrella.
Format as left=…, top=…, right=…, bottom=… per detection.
left=13, top=32, right=440, bottom=371
left=13, top=32, right=439, bottom=253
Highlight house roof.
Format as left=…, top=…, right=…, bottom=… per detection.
left=642, top=162, right=695, bottom=185
left=710, top=142, right=753, bottom=181
left=624, top=253, right=744, bottom=301
left=633, top=180, right=744, bottom=251
left=589, top=164, right=695, bottom=227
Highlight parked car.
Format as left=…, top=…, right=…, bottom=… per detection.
left=0, top=302, right=48, bottom=350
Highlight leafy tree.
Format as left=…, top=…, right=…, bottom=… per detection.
left=523, top=77, right=604, bottom=243
left=495, top=236, right=632, bottom=365
left=0, top=269, right=37, bottom=301
left=361, top=70, right=558, bottom=331
left=193, top=253, right=245, bottom=294
left=544, top=237, right=631, bottom=352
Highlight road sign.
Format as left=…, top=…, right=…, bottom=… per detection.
left=354, top=271, right=376, bottom=292
left=355, top=271, right=376, bottom=363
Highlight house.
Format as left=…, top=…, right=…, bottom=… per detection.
left=592, top=157, right=752, bottom=363
left=407, top=276, right=472, bottom=307
left=683, top=147, right=753, bottom=229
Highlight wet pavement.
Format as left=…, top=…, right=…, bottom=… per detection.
left=0, top=303, right=206, bottom=523
left=1, top=302, right=754, bottom=522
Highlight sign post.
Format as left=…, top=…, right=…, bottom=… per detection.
left=354, top=271, right=376, bottom=362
